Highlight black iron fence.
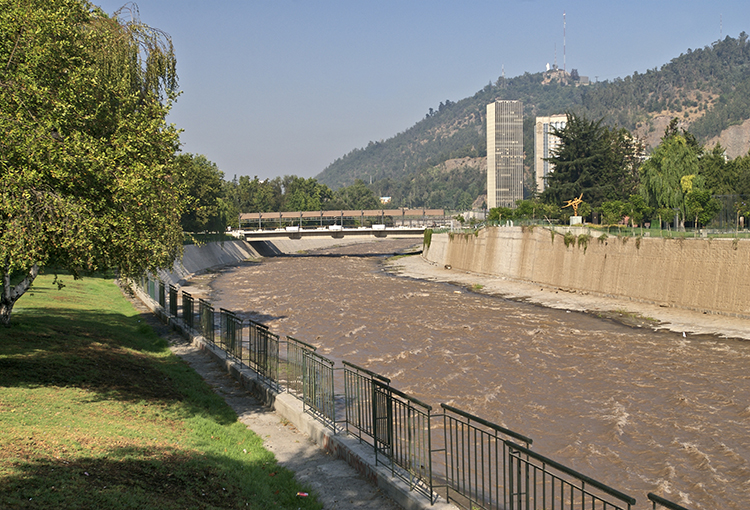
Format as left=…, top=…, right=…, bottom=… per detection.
left=438, top=403, right=533, bottom=510
left=647, top=493, right=692, bottom=510
left=505, top=441, right=636, bottom=510
left=198, top=298, right=215, bottom=343
left=343, top=361, right=390, bottom=445
left=135, top=275, right=706, bottom=510
left=182, top=291, right=194, bottom=329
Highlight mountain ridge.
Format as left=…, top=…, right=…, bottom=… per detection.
left=316, top=33, right=750, bottom=204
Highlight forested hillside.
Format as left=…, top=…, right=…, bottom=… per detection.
left=316, top=33, right=750, bottom=207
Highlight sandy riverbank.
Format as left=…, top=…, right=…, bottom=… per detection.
left=385, top=253, right=750, bottom=342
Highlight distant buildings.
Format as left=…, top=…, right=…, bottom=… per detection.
left=534, top=114, right=567, bottom=193
left=486, top=100, right=524, bottom=209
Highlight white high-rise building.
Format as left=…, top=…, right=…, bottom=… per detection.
left=534, top=114, right=567, bottom=193
left=486, top=100, right=524, bottom=209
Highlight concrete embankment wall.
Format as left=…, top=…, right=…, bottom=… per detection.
left=423, top=227, right=750, bottom=317
left=158, top=237, right=385, bottom=285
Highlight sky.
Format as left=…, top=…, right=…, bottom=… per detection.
left=94, top=1, right=750, bottom=181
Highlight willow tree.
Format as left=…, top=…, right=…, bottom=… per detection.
left=639, top=133, right=701, bottom=227
left=0, top=1, right=183, bottom=326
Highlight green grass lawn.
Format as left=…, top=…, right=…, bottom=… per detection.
left=0, top=274, right=322, bottom=509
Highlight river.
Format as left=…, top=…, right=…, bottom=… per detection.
left=207, top=238, right=750, bottom=510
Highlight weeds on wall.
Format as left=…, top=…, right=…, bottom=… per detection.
left=424, top=229, right=433, bottom=248
left=563, top=231, right=576, bottom=248
left=577, top=234, right=591, bottom=253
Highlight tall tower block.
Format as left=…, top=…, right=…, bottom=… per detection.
left=486, top=100, right=524, bottom=209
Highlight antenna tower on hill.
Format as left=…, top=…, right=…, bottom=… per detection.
left=563, top=11, right=566, bottom=73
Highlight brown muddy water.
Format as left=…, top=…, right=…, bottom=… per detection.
left=207, top=239, right=750, bottom=510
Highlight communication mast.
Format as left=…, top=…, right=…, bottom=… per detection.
left=563, top=11, right=566, bottom=73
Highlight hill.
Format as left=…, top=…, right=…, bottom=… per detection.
left=315, top=33, right=750, bottom=207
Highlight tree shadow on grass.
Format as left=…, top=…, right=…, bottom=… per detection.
left=0, top=309, right=237, bottom=425
left=0, top=445, right=322, bottom=510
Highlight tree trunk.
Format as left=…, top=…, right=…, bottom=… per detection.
left=1, top=264, right=39, bottom=327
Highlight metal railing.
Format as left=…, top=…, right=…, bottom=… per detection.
left=247, top=319, right=279, bottom=386
left=373, top=379, right=434, bottom=501
left=285, top=336, right=317, bottom=398
left=343, top=361, right=391, bottom=445
left=439, top=403, right=533, bottom=510
left=220, top=308, right=243, bottom=360
left=147, top=277, right=156, bottom=301
left=169, top=284, right=178, bottom=317
left=198, top=298, right=215, bottom=343
left=506, top=441, right=636, bottom=510
left=182, top=291, right=194, bottom=329
left=140, top=277, right=688, bottom=510
left=158, top=281, right=166, bottom=309
left=302, top=350, right=336, bottom=429
left=648, top=493, right=692, bottom=510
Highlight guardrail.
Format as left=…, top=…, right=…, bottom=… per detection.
left=648, top=493, right=692, bottom=510
left=198, top=298, right=215, bottom=343
left=135, top=274, right=715, bottom=509
left=343, top=361, right=390, bottom=445
left=505, top=441, right=636, bottom=510
left=438, top=403, right=533, bottom=510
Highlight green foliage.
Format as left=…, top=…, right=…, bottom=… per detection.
left=328, top=179, right=380, bottom=210
left=487, top=207, right=513, bottom=222
left=175, top=154, right=226, bottom=232
left=423, top=229, right=433, bottom=248
left=368, top=163, right=485, bottom=209
left=577, top=233, right=591, bottom=252
left=540, top=113, right=642, bottom=208
left=281, top=175, right=333, bottom=211
left=563, top=232, right=576, bottom=247
left=0, top=1, right=183, bottom=325
left=639, top=131, right=701, bottom=224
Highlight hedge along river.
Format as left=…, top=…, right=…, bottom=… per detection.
left=206, top=238, right=750, bottom=510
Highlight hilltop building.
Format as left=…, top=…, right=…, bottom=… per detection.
left=534, top=114, right=567, bottom=193
left=486, top=100, right=524, bottom=209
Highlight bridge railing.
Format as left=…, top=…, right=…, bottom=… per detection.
left=142, top=278, right=656, bottom=510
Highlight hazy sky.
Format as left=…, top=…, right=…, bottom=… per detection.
left=95, top=1, right=750, bottom=181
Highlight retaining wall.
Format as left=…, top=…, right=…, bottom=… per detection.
left=158, top=238, right=370, bottom=286
left=423, top=227, right=750, bottom=317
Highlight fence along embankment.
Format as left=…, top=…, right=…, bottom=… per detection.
left=423, top=227, right=750, bottom=317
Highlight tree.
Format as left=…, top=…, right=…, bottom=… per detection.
left=328, top=180, right=380, bottom=210
left=0, top=2, right=183, bottom=326
left=639, top=131, right=701, bottom=227
left=541, top=113, right=641, bottom=208
left=280, top=176, right=333, bottom=211
left=175, top=154, right=225, bottom=232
